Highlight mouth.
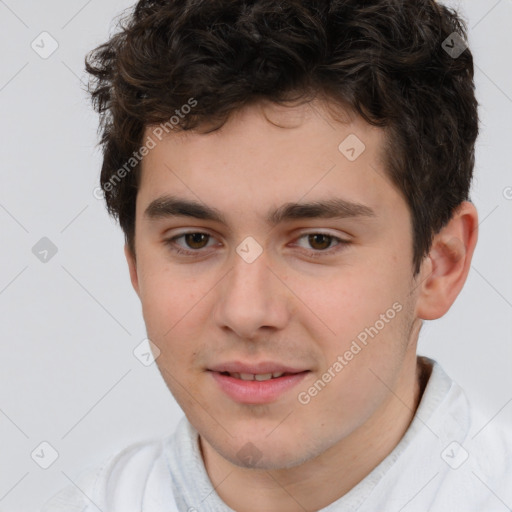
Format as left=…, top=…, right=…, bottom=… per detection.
left=208, top=368, right=310, bottom=404
left=218, top=371, right=299, bottom=381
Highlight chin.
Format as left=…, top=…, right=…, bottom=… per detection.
left=204, top=427, right=323, bottom=471
left=227, top=446, right=314, bottom=471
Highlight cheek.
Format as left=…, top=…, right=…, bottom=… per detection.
left=136, top=262, right=223, bottom=372
left=137, top=258, right=208, bottom=334
left=296, top=261, right=413, bottom=400
left=296, top=264, right=407, bottom=345
left=299, top=281, right=412, bottom=426
left=138, top=268, right=210, bottom=397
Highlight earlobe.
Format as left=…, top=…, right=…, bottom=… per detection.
left=415, top=201, right=478, bottom=320
left=124, top=244, right=140, bottom=297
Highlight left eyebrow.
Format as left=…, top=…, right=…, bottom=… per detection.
left=267, top=198, right=376, bottom=224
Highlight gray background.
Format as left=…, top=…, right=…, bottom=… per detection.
left=0, top=1, right=511, bottom=510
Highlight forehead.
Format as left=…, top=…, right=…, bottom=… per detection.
left=137, top=99, right=399, bottom=221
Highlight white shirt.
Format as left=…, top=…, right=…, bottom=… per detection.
left=41, top=356, right=512, bottom=512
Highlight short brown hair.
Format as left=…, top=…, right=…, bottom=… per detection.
left=85, top=0, right=478, bottom=274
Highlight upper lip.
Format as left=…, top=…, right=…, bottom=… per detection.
left=208, top=361, right=309, bottom=375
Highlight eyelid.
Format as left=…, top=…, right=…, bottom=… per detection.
left=167, top=229, right=213, bottom=240
left=293, top=227, right=351, bottom=241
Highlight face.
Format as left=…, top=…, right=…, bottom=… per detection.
left=127, top=99, right=424, bottom=470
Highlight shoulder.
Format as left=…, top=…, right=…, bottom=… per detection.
left=436, top=362, right=512, bottom=479
left=467, top=408, right=512, bottom=474
left=432, top=393, right=512, bottom=510
left=40, top=438, right=166, bottom=512
left=409, top=358, right=512, bottom=510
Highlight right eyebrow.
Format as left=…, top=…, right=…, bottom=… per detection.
left=144, top=196, right=227, bottom=224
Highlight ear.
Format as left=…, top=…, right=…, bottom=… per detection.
left=415, top=201, right=478, bottom=320
left=124, top=243, right=140, bottom=297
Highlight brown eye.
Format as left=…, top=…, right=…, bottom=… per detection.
left=308, top=234, right=333, bottom=250
left=184, top=233, right=210, bottom=249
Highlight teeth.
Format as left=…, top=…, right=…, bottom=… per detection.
left=227, top=372, right=287, bottom=381
left=254, top=373, right=273, bottom=381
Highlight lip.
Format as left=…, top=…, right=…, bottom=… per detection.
left=208, top=361, right=309, bottom=374
left=209, top=370, right=310, bottom=404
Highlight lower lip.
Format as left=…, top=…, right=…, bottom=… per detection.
left=209, top=371, right=309, bottom=404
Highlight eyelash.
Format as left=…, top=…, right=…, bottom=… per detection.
left=164, top=231, right=350, bottom=258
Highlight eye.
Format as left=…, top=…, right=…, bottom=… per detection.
left=165, top=232, right=219, bottom=255
left=293, top=232, right=350, bottom=255
left=181, top=233, right=211, bottom=249
left=304, top=234, right=336, bottom=250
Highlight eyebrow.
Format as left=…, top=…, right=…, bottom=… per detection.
left=144, top=196, right=228, bottom=224
left=268, top=198, right=376, bottom=224
left=144, top=195, right=376, bottom=225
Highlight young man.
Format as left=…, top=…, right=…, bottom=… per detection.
left=42, top=0, right=511, bottom=511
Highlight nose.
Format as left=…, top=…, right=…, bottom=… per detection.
left=213, top=250, right=291, bottom=339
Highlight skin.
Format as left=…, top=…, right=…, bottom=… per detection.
left=125, top=98, right=478, bottom=512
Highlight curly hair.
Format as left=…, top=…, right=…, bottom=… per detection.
left=85, top=0, right=478, bottom=274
